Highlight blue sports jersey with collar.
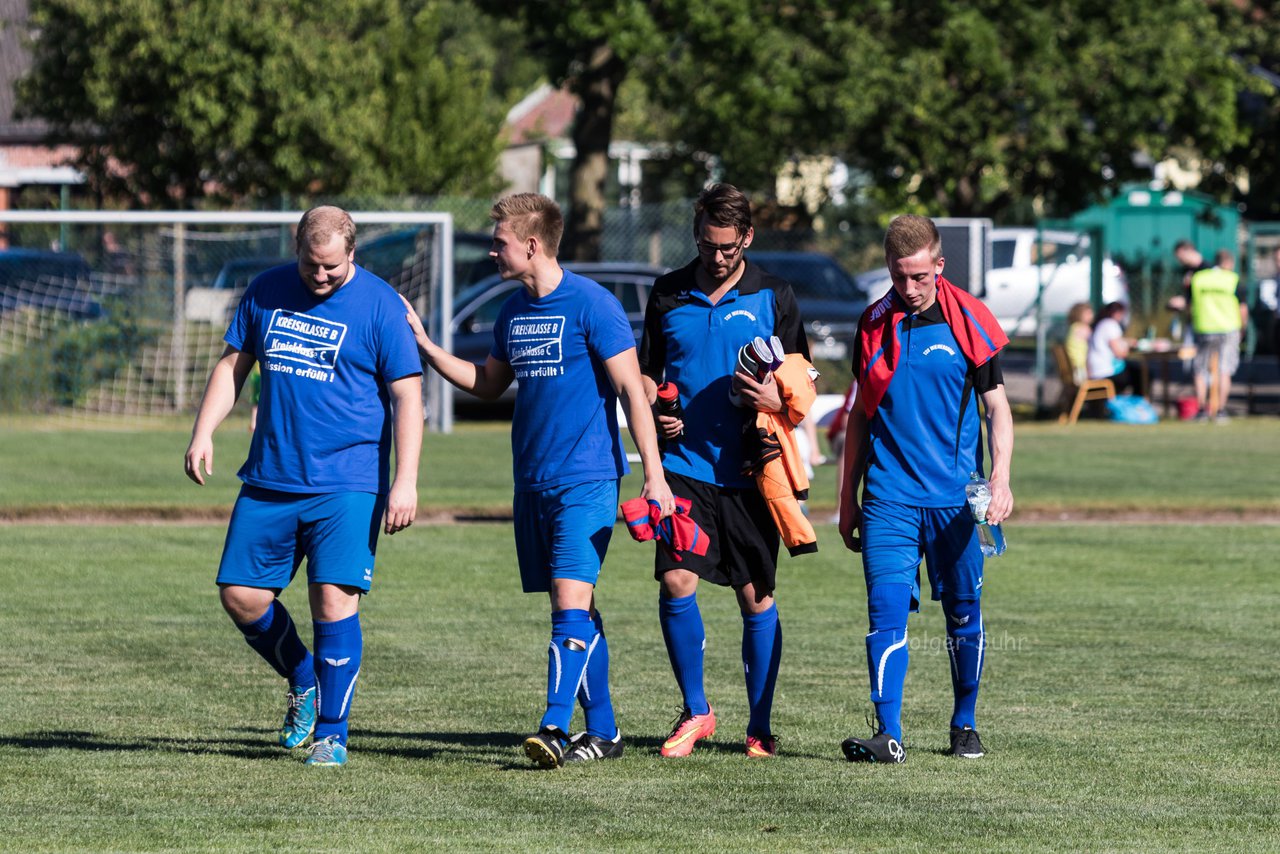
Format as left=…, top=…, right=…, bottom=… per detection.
left=225, top=263, right=422, bottom=495
left=491, top=269, right=634, bottom=492
left=863, top=312, right=983, bottom=506
left=640, top=259, right=809, bottom=489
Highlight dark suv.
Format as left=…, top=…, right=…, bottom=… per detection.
left=357, top=229, right=495, bottom=288
left=746, top=251, right=867, bottom=360
left=0, top=249, right=104, bottom=320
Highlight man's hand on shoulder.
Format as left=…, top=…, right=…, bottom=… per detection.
left=398, top=293, right=431, bottom=353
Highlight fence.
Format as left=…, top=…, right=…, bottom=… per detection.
left=0, top=210, right=456, bottom=429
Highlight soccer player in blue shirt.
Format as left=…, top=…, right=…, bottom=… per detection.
left=403, top=193, right=672, bottom=768
left=838, top=214, right=1015, bottom=763
left=185, top=206, right=423, bottom=768
left=639, top=184, right=811, bottom=759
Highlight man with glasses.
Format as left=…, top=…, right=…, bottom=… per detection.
left=639, top=183, right=810, bottom=759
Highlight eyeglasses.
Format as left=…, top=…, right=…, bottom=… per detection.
left=695, top=235, right=746, bottom=259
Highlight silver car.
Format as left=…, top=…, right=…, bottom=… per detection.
left=439, top=262, right=669, bottom=402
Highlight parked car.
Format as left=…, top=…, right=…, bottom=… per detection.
left=185, top=256, right=290, bottom=324
left=452, top=231, right=498, bottom=287
left=0, top=249, right=104, bottom=320
left=185, top=231, right=498, bottom=325
left=854, top=227, right=1129, bottom=337
left=357, top=228, right=495, bottom=288
left=984, top=228, right=1128, bottom=336
left=745, top=250, right=868, bottom=360
left=431, top=262, right=668, bottom=403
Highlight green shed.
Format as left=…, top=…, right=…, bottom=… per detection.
left=1070, top=186, right=1239, bottom=268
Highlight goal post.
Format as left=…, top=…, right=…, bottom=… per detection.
left=0, top=209, right=456, bottom=432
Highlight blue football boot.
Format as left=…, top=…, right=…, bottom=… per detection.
left=304, top=734, right=347, bottom=767
left=279, top=686, right=318, bottom=749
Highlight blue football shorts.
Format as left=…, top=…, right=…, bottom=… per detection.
left=513, top=479, right=619, bottom=594
left=216, top=485, right=386, bottom=592
left=860, top=499, right=984, bottom=609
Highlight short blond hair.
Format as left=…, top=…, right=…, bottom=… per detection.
left=491, top=193, right=563, bottom=258
left=884, top=214, right=941, bottom=261
left=296, top=205, right=356, bottom=255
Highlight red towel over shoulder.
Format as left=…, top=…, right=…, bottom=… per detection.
left=857, top=276, right=1008, bottom=418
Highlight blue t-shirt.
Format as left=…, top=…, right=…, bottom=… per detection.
left=490, top=269, right=634, bottom=492
left=640, top=259, right=809, bottom=488
left=862, top=312, right=984, bottom=506
left=225, top=263, right=422, bottom=495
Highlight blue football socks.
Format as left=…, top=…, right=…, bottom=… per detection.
left=865, top=583, right=912, bottom=741
left=540, top=608, right=594, bottom=736
left=943, top=595, right=985, bottom=730
left=576, top=611, right=618, bottom=740
left=234, top=599, right=314, bottom=690
left=741, top=603, right=782, bottom=739
left=312, top=613, right=362, bottom=746
left=659, top=593, right=710, bottom=716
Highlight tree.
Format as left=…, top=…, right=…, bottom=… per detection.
left=1208, top=0, right=1280, bottom=220
left=822, top=0, right=1245, bottom=220
left=648, top=1, right=1253, bottom=223
left=473, top=0, right=662, bottom=259
left=474, top=1, right=883, bottom=257
left=16, top=0, right=507, bottom=205
left=496, top=0, right=1257, bottom=241
left=642, top=2, right=881, bottom=195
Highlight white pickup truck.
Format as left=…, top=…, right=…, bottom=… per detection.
left=855, top=227, right=1129, bottom=336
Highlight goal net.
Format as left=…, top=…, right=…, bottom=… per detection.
left=0, top=210, right=458, bottom=431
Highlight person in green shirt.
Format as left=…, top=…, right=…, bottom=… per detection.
left=1189, top=250, right=1247, bottom=421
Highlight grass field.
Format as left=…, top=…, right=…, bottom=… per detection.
left=1, top=419, right=1278, bottom=851
left=2, top=416, right=1278, bottom=516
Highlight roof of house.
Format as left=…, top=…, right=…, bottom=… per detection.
left=504, top=83, right=577, bottom=146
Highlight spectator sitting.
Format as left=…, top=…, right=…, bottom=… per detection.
left=1064, top=302, right=1094, bottom=383
left=1087, top=301, right=1145, bottom=397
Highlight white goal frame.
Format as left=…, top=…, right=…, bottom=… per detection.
left=0, top=209, right=457, bottom=432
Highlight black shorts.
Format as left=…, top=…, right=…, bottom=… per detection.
left=655, top=470, right=780, bottom=593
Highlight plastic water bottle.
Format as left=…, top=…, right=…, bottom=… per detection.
left=655, top=382, right=684, bottom=440
left=964, top=472, right=1007, bottom=557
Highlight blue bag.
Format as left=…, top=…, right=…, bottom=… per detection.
left=1106, top=394, right=1158, bottom=424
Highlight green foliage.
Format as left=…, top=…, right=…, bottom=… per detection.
left=644, top=2, right=884, bottom=192
left=0, top=301, right=159, bottom=413
left=838, top=0, right=1245, bottom=218
left=472, top=0, right=665, bottom=258
left=435, top=0, right=544, bottom=107
left=17, top=0, right=507, bottom=205
left=485, top=0, right=1255, bottom=227
left=1206, top=0, right=1280, bottom=219
left=16, top=0, right=1268, bottom=227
